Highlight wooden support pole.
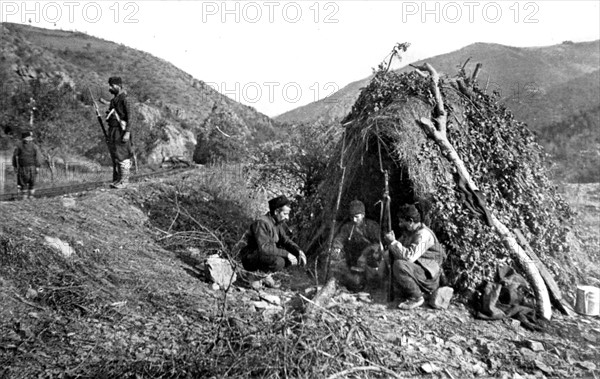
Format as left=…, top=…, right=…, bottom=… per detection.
left=413, top=62, right=552, bottom=320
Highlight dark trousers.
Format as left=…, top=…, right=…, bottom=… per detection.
left=242, top=252, right=286, bottom=273
left=17, top=166, right=37, bottom=190
left=393, top=259, right=437, bottom=299
left=108, top=126, right=133, bottom=162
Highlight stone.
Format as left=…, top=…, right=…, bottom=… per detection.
left=44, top=236, right=75, bottom=258
left=252, top=301, right=271, bottom=309
left=25, top=288, right=38, bottom=299
left=338, top=293, right=357, bottom=303
left=252, top=301, right=282, bottom=312
left=262, top=275, right=280, bottom=289
left=525, top=340, right=545, bottom=352
left=472, top=363, right=487, bottom=376
left=519, top=348, right=537, bottom=362
left=259, top=292, right=281, bottom=306
left=534, top=360, right=553, bottom=374
left=421, top=362, right=439, bottom=373
left=511, top=319, right=521, bottom=330
left=262, top=308, right=283, bottom=322
left=62, top=197, right=76, bottom=208
left=429, top=286, right=454, bottom=310
left=204, top=255, right=236, bottom=290
left=576, top=361, right=597, bottom=371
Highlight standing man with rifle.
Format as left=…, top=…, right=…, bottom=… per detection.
left=105, top=76, right=133, bottom=189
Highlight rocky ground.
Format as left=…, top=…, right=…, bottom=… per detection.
left=0, top=167, right=598, bottom=378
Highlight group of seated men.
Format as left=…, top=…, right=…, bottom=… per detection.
left=240, top=195, right=445, bottom=310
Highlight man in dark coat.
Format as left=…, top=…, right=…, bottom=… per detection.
left=12, top=131, right=43, bottom=200
left=384, top=204, right=446, bottom=310
left=106, top=76, right=133, bottom=189
left=241, top=195, right=307, bottom=273
left=330, top=200, right=382, bottom=291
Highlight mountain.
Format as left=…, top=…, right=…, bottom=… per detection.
left=276, top=41, right=600, bottom=131
left=276, top=41, right=600, bottom=183
left=0, top=23, right=281, bottom=164
left=538, top=104, right=600, bottom=183
left=512, top=69, right=600, bottom=128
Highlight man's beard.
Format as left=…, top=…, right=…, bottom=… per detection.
left=109, top=88, right=118, bottom=95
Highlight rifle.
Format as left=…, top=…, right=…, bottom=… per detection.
left=324, top=129, right=348, bottom=283
left=380, top=170, right=394, bottom=302
left=88, top=88, right=110, bottom=147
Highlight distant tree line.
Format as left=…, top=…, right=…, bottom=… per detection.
left=537, top=105, right=600, bottom=183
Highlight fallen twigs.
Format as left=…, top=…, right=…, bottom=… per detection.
left=11, top=292, right=45, bottom=311
left=327, top=365, right=407, bottom=379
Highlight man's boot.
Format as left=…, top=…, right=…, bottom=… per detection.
left=112, top=159, right=131, bottom=189
left=112, top=161, right=120, bottom=184
left=17, top=186, right=25, bottom=201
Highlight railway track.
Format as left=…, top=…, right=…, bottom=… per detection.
left=0, top=165, right=196, bottom=202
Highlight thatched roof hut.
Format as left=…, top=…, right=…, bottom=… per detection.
left=300, top=62, right=578, bottom=315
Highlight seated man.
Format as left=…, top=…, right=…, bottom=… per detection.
left=384, top=204, right=446, bottom=310
left=331, top=200, right=382, bottom=291
left=241, top=195, right=307, bottom=272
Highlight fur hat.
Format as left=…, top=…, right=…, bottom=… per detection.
left=108, top=76, right=122, bottom=86
left=269, top=195, right=290, bottom=213
left=21, top=131, right=33, bottom=139
left=349, top=200, right=365, bottom=216
left=399, top=204, right=421, bottom=223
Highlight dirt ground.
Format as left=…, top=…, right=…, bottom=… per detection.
left=0, top=168, right=598, bottom=378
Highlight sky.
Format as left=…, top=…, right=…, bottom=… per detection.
left=1, top=0, right=599, bottom=117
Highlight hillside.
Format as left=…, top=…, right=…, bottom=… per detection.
left=511, top=69, right=600, bottom=128
left=276, top=41, right=600, bottom=183
left=0, top=23, right=281, bottom=165
left=276, top=41, right=600, bottom=128
left=539, top=104, right=600, bottom=182
left=1, top=168, right=598, bottom=378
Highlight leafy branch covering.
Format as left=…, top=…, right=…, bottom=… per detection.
left=303, top=64, right=577, bottom=294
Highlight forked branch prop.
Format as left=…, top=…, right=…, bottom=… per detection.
left=412, top=63, right=552, bottom=320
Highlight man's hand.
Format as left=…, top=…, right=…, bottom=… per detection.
left=122, top=131, right=130, bottom=142
left=287, top=253, right=298, bottom=266
left=331, top=247, right=342, bottom=259
left=298, top=251, right=307, bottom=266
left=120, top=120, right=127, bottom=131
left=384, top=231, right=396, bottom=244
left=35, top=167, right=40, bottom=174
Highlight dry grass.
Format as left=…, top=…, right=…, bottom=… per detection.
left=0, top=166, right=599, bottom=378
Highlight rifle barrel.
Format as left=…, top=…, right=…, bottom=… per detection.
left=88, top=87, right=111, bottom=150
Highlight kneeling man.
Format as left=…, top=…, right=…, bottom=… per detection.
left=384, top=204, right=445, bottom=310
left=241, top=195, right=307, bottom=272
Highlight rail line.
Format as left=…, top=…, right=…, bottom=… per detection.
left=0, top=165, right=196, bottom=202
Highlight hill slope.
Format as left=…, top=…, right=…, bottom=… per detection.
left=276, top=41, right=600, bottom=183
left=276, top=41, right=600, bottom=129
left=1, top=169, right=599, bottom=377
left=0, top=23, right=280, bottom=164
